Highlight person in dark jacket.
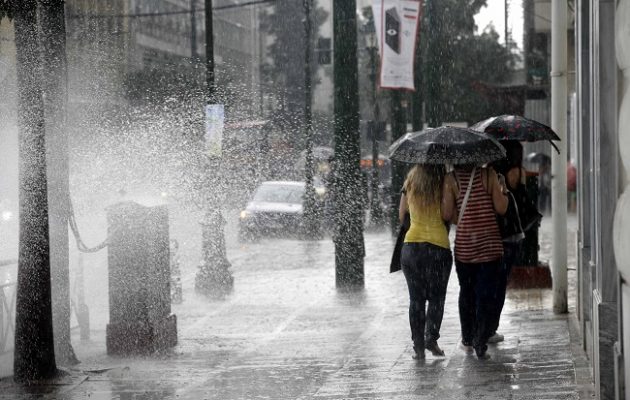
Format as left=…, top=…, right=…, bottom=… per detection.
left=489, top=141, right=528, bottom=344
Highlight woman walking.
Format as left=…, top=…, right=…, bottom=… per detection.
left=444, top=164, right=508, bottom=359
left=398, top=164, right=455, bottom=359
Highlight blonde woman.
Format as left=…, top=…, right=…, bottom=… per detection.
left=398, top=164, right=456, bottom=359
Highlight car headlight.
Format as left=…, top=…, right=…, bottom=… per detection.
left=240, top=210, right=250, bottom=219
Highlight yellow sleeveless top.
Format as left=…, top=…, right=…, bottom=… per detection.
left=404, top=199, right=450, bottom=249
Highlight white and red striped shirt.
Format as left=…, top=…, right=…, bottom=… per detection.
left=454, top=168, right=503, bottom=263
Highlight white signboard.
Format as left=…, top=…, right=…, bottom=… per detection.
left=372, top=0, right=421, bottom=90
left=205, top=104, right=224, bottom=154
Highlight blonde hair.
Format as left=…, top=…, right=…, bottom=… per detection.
left=403, top=164, right=445, bottom=208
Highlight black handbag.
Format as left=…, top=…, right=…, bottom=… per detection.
left=390, top=212, right=410, bottom=273
left=497, top=191, right=525, bottom=242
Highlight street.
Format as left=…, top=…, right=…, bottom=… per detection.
left=0, top=213, right=594, bottom=399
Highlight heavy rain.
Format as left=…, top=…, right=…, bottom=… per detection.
left=0, top=0, right=612, bottom=398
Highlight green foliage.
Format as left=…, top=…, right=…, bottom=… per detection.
left=260, top=0, right=328, bottom=139
left=423, top=0, right=519, bottom=124
left=0, top=0, right=13, bottom=20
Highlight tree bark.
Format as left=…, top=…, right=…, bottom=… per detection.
left=333, top=0, right=364, bottom=287
left=12, top=0, right=58, bottom=382
left=39, top=0, right=78, bottom=366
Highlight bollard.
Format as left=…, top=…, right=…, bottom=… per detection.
left=106, top=201, right=177, bottom=355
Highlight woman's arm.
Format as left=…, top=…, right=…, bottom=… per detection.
left=399, top=192, right=408, bottom=224
left=441, top=174, right=458, bottom=224
left=506, top=166, right=521, bottom=190
left=489, top=168, right=509, bottom=215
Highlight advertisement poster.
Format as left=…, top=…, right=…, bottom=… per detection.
left=372, top=0, right=421, bottom=90
left=205, top=104, right=224, bottom=154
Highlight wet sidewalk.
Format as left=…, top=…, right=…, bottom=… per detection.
left=0, top=216, right=595, bottom=399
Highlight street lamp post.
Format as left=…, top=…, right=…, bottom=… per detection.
left=364, top=24, right=384, bottom=228
left=302, top=0, right=319, bottom=238
left=194, top=0, right=234, bottom=298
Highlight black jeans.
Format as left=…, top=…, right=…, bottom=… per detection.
left=455, top=258, right=501, bottom=355
left=490, top=241, right=522, bottom=334
left=401, top=243, right=453, bottom=352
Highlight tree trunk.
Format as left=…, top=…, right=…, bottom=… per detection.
left=424, top=0, right=441, bottom=127
left=333, top=0, right=364, bottom=288
left=39, top=0, right=78, bottom=366
left=12, top=0, right=58, bottom=382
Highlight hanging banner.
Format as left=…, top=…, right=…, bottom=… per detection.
left=372, top=0, right=421, bottom=90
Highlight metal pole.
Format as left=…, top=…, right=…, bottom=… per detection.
left=333, top=0, right=365, bottom=287
left=424, top=0, right=439, bottom=128
left=551, top=0, right=568, bottom=313
left=205, top=0, right=215, bottom=101
left=504, top=0, right=509, bottom=49
left=302, top=0, right=318, bottom=238
left=195, top=0, right=234, bottom=298
left=191, top=0, right=197, bottom=59
left=369, top=36, right=383, bottom=227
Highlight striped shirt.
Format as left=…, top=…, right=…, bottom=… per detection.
left=454, top=168, right=503, bottom=263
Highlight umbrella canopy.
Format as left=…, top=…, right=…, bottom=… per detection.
left=471, top=114, right=561, bottom=153
left=388, top=126, right=506, bottom=165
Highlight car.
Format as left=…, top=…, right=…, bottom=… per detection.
left=238, top=181, right=320, bottom=241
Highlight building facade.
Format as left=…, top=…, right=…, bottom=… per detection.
left=62, top=0, right=262, bottom=120
left=575, top=0, right=629, bottom=399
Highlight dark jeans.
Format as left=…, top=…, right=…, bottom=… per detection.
left=455, top=258, right=501, bottom=355
left=491, top=241, right=522, bottom=334
left=401, top=243, right=453, bottom=352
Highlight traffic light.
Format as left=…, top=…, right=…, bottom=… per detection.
left=317, top=37, right=331, bottom=65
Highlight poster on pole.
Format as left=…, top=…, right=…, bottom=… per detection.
left=205, top=104, right=224, bottom=154
left=372, top=0, right=421, bottom=90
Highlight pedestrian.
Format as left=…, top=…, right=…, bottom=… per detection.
left=567, top=160, right=577, bottom=212
left=489, top=141, right=528, bottom=344
left=444, top=163, right=508, bottom=359
left=398, top=164, right=455, bottom=360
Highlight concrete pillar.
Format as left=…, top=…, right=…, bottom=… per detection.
left=614, top=0, right=630, bottom=397
left=551, top=0, right=568, bottom=313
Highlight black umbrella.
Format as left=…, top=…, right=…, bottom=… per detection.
left=471, top=115, right=561, bottom=153
left=388, top=126, right=506, bottom=165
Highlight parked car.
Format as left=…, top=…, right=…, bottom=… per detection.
left=239, top=181, right=321, bottom=241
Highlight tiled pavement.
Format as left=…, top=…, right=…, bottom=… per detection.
left=0, top=215, right=595, bottom=399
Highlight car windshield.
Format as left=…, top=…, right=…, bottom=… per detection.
left=253, top=184, right=304, bottom=204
